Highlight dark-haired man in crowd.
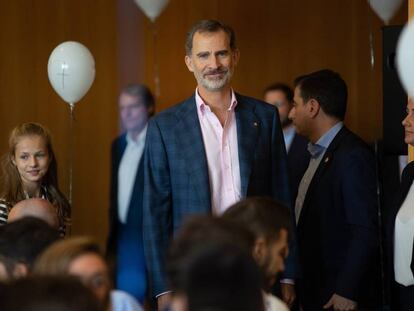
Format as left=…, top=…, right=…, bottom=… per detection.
left=222, top=197, right=292, bottom=311
left=0, top=217, right=60, bottom=280
left=167, top=216, right=264, bottom=311
left=264, top=83, right=310, bottom=204
left=289, top=69, right=379, bottom=310
left=143, top=19, right=292, bottom=310
left=107, top=84, right=155, bottom=303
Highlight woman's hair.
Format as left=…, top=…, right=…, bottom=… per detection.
left=33, top=237, right=103, bottom=276
left=0, top=122, right=70, bottom=227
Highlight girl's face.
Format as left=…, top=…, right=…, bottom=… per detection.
left=12, top=135, right=50, bottom=187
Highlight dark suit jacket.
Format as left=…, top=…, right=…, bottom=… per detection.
left=296, top=127, right=379, bottom=309
left=287, top=132, right=310, bottom=205
left=386, top=161, right=414, bottom=307
left=142, top=93, right=291, bottom=297
left=106, top=134, right=145, bottom=275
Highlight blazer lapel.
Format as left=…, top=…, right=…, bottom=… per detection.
left=235, top=95, right=259, bottom=197
left=297, top=127, right=348, bottom=227
left=115, top=134, right=128, bottom=170
left=174, top=97, right=211, bottom=210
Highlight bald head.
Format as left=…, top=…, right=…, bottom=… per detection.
left=8, top=199, right=59, bottom=229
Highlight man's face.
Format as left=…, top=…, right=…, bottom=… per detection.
left=260, top=229, right=289, bottom=288
left=289, top=86, right=311, bottom=138
left=185, top=30, right=239, bottom=92
left=119, top=93, right=149, bottom=133
left=68, top=253, right=111, bottom=309
left=264, top=90, right=293, bottom=128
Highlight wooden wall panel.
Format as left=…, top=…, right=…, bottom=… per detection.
left=135, top=0, right=406, bottom=142
left=0, top=0, right=118, bottom=246
left=0, top=0, right=408, bottom=245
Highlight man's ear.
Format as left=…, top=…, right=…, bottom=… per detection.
left=253, top=236, right=267, bottom=264
left=184, top=55, right=194, bottom=73
left=232, top=48, right=240, bottom=66
left=308, top=99, right=320, bottom=118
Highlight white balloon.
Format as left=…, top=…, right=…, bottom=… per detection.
left=133, top=0, right=169, bottom=22
left=397, top=20, right=414, bottom=98
left=48, top=41, right=95, bottom=106
left=368, top=0, right=404, bottom=24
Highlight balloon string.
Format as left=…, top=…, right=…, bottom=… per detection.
left=152, top=22, right=160, bottom=98
left=368, top=6, right=375, bottom=70
left=69, top=103, right=75, bottom=207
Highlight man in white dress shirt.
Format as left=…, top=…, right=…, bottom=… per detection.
left=107, top=84, right=155, bottom=304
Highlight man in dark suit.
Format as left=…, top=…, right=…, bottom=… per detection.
left=142, top=20, right=291, bottom=310
left=289, top=70, right=379, bottom=310
left=107, top=84, right=154, bottom=303
left=264, top=83, right=310, bottom=309
left=264, top=83, right=310, bottom=208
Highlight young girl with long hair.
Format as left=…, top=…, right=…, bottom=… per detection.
left=0, top=122, right=70, bottom=234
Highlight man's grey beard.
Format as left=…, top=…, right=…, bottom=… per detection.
left=196, top=68, right=233, bottom=91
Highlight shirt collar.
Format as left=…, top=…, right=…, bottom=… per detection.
left=195, top=88, right=238, bottom=116
left=307, top=122, right=343, bottom=157
left=126, top=125, right=148, bottom=146
left=283, top=124, right=296, bottom=137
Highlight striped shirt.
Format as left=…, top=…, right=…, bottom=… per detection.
left=0, top=199, right=11, bottom=224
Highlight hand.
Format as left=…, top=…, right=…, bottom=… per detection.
left=323, top=293, right=357, bottom=311
left=157, top=293, right=172, bottom=311
left=280, top=283, right=296, bottom=307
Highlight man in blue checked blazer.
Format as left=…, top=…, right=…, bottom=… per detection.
left=142, top=20, right=293, bottom=310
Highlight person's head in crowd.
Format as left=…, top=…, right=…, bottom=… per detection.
left=264, top=83, right=294, bottom=129
left=0, top=122, right=70, bottom=229
left=33, top=237, right=112, bottom=309
left=119, top=84, right=155, bottom=139
left=222, top=197, right=291, bottom=290
left=167, top=216, right=264, bottom=311
left=0, top=217, right=60, bottom=280
left=184, top=19, right=240, bottom=93
left=167, top=215, right=255, bottom=289
left=171, top=242, right=264, bottom=311
left=289, top=69, right=347, bottom=143
left=8, top=198, right=59, bottom=229
left=402, top=97, right=414, bottom=146
left=0, top=275, right=103, bottom=311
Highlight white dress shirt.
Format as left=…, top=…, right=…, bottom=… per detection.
left=195, top=89, right=241, bottom=215
left=282, top=124, right=295, bottom=153
left=117, top=127, right=147, bottom=224
left=394, top=182, right=414, bottom=286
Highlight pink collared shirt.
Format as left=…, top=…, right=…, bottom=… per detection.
left=195, top=89, right=241, bottom=215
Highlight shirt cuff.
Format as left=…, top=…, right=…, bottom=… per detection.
left=155, top=291, right=172, bottom=299
left=280, top=279, right=295, bottom=285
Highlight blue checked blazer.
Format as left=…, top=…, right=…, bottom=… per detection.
left=142, top=93, right=292, bottom=297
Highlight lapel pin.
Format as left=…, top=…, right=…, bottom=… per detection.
left=253, top=122, right=258, bottom=127
left=324, top=156, right=330, bottom=163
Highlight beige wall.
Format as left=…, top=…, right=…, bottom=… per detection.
left=0, top=0, right=407, bottom=245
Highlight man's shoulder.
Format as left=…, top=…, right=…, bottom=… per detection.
left=332, top=127, right=374, bottom=163
left=236, top=93, right=275, bottom=112
left=151, top=95, right=195, bottom=124
left=111, top=133, right=127, bottom=150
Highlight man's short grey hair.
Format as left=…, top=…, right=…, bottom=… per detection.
left=185, top=20, right=237, bottom=56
